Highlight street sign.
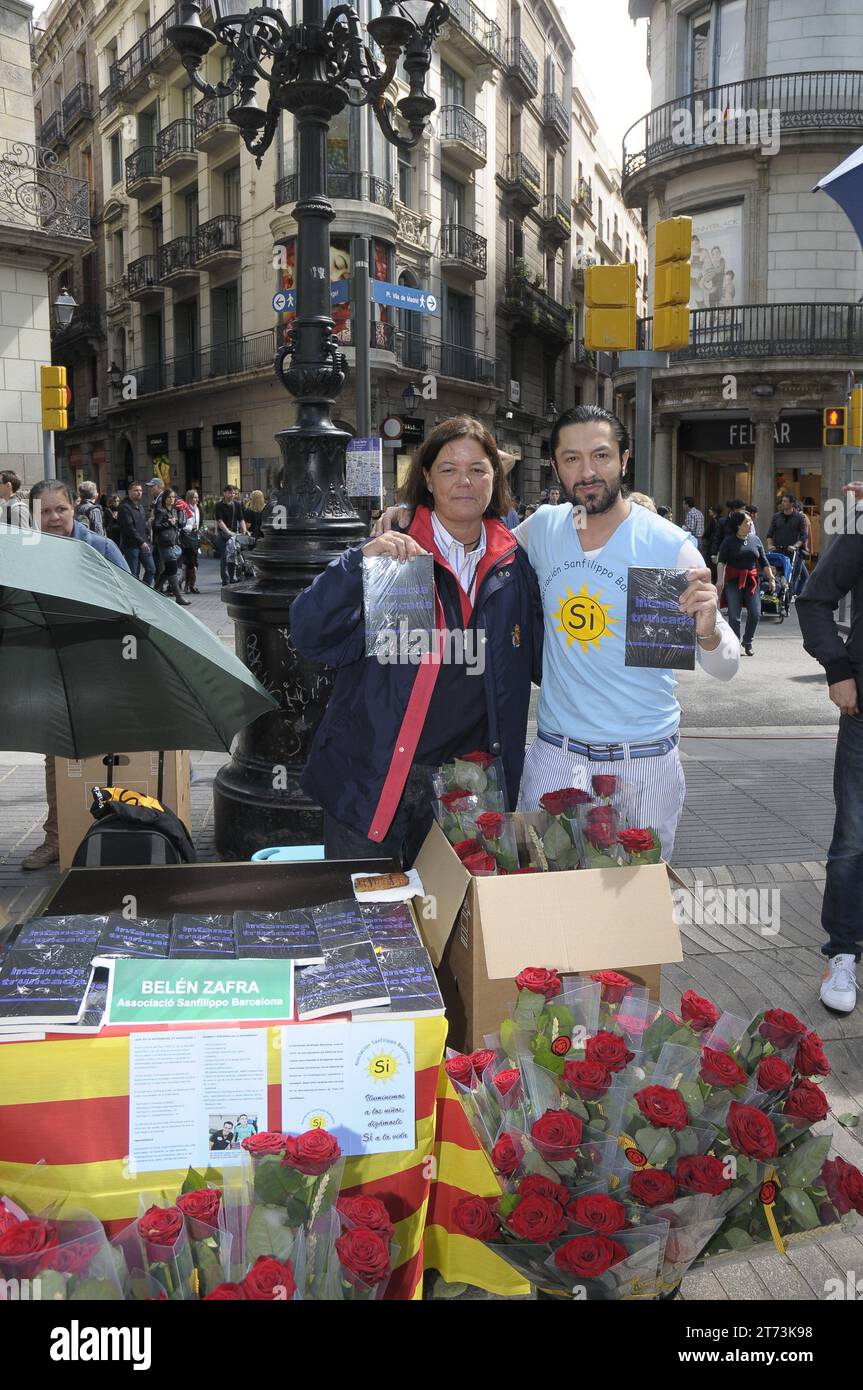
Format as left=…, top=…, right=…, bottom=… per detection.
left=346, top=436, right=383, bottom=499
left=381, top=415, right=404, bottom=445
left=275, top=282, right=350, bottom=314
left=272, top=290, right=289, bottom=312
left=331, top=279, right=349, bottom=305
left=372, top=281, right=438, bottom=314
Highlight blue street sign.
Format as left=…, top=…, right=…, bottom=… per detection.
left=372, top=280, right=438, bottom=314
left=275, top=283, right=349, bottom=313
left=273, top=290, right=290, bottom=312
left=331, top=279, right=349, bottom=305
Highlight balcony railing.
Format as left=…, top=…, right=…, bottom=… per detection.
left=276, top=170, right=393, bottom=208
left=394, top=331, right=497, bottom=385
left=635, top=302, right=863, bottom=361
left=441, top=223, right=487, bottom=274
left=51, top=304, right=102, bottom=342
left=158, top=235, right=197, bottom=280
left=125, top=146, right=159, bottom=190
left=440, top=104, right=487, bottom=160
left=0, top=138, right=90, bottom=239
left=499, top=151, right=542, bottom=206
left=328, top=321, right=397, bottom=351
left=503, top=274, right=570, bottom=340
left=157, top=118, right=196, bottom=167
left=541, top=193, right=572, bottom=240
left=195, top=214, right=241, bottom=260
left=542, top=91, right=569, bottom=143
left=446, top=0, right=502, bottom=60
left=40, top=110, right=65, bottom=147
left=575, top=178, right=593, bottom=215
left=394, top=199, right=431, bottom=250
left=275, top=173, right=296, bottom=208
left=505, top=37, right=539, bottom=98
left=113, top=4, right=182, bottom=96
left=127, top=255, right=162, bottom=295
left=194, top=92, right=238, bottom=144
left=62, top=82, right=94, bottom=131
left=131, top=328, right=277, bottom=396
left=623, top=70, right=863, bottom=183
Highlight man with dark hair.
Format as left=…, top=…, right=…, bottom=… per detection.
left=515, top=404, right=739, bottom=857
left=0, top=470, right=31, bottom=529
left=20, top=482, right=129, bottom=871
left=119, top=481, right=155, bottom=585
left=547, top=484, right=562, bottom=506
left=767, top=492, right=809, bottom=599
left=214, top=483, right=247, bottom=585
left=683, top=496, right=704, bottom=539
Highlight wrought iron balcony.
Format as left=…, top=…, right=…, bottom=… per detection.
left=0, top=138, right=90, bottom=240
left=113, top=4, right=182, bottom=100
left=40, top=110, right=66, bottom=149
left=156, top=118, right=197, bottom=173
left=51, top=303, right=103, bottom=348
left=444, top=0, right=503, bottom=62
left=574, top=178, right=593, bottom=217
left=498, top=151, right=542, bottom=209
left=394, top=199, right=431, bottom=251
left=541, top=193, right=571, bottom=245
left=505, top=37, right=539, bottom=100
left=328, top=171, right=394, bottom=208
left=126, top=255, right=163, bottom=299
left=502, top=273, right=570, bottom=343
left=542, top=91, right=569, bottom=144
left=394, top=331, right=497, bottom=385
left=125, top=147, right=161, bottom=197
left=439, top=105, right=487, bottom=170
left=62, top=83, right=94, bottom=134
left=622, top=70, right=863, bottom=192
left=441, top=223, right=487, bottom=277
left=195, top=214, right=241, bottom=265
left=158, top=235, right=198, bottom=283
left=130, top=328, right=277, bottom=395
left=275, top=173, right=296, bottom=209
left=634, top=302, right=863, bottom=362
left=194, top=93, right=238, bottom=150
left=106, top=278, right=128, bottom=315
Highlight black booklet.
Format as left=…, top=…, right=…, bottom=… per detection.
left=94, top=916, right=172, bottom=961
left=233, top=909, right=324, bottom=965
left=359, top=901, right=421, bottom=950
left=624, top=568, right=696, bottom=670
left=9, top=916, right=107, bottom=968
left=48, top=970, right=110, bottom=1034
left=295, top=942, right=390, bottom=1021
left=368, top=948, right=445, bottom=1018
left=169, top=915, right=237, bottom=959
left=0, top=957, right=95, bottom=1024
left=311, top=899, right=371, bottom=949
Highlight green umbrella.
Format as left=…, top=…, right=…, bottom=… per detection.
left=0, top=529, right=278, bottom=756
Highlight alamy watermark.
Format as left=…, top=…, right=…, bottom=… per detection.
left=671, top=102, right=781, bottom=156
left=672, top=883, right=781, bottom=937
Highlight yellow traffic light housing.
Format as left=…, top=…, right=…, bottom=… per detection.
left=40, top=364, right=68, bottom=431
left=653, top=216, right=692, bottom=351
left=822, top=406, right=847, bottom=447
left=850, top=385, right=863, bottom=449
left=584, top=262, right=637, bottom=351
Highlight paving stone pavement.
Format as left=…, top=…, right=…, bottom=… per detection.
left=2, top=557, right=861, bottom=1301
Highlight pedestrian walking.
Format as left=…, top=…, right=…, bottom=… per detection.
left=716, top=509, right=776, bottom=655
left=178, top=489, right=202, bottom=593
left=214, top=484, right=247, bottom=585
left=1, top=470, right=31, bottom=529
left=702, top=504, right=724, bottom=579
left=146, top=478, right=166, bottom=590
left=20, top=481, right=130, bottom=871
left=766, top=493, right=809, bottom=600
left=104, top=494, right=123, bottom=547
left=683, top=496, right=705, bottom=539
left=118, top=482, right=156, bottom=585
left=74, top=481, right=105, bottom=535
left=244, top=489, right=267, bottom=541
left=152, top=488, right=192, bottom=606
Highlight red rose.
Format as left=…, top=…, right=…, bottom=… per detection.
left=242, top=1255, right=297, bottom=1300
left=822, top=1157, right=863, bottom=1218
left=726, top=1101, right=779, bottom=1160
left=37, top=1238, right=100, bottom=1277
left=204, top=1282, right=248, bottom=1300
left=783, top=1079, right=829, bottom=1125
left=283, top=1129, right=341, bottom=1176
left=0, top=1204, right=20, bottom=1237
left=591, top=775, right=617, bottom=798
left=515, top=966, right=562, bottom=1000
left=540, top=787, right=592, bottom=815
left=617, top=828, right=656, bottom=855
left=507, top=1194, right=570, bottom=1241
left=461, top=850, right=497, bottom=875
left=241, top=1131, right=287, bottom=1155
left=795, top=1031, right=831, bottom=1078
left=518, top=1175, right=572, bottom=1206
left=585, top=1031, right=634, bottom=1073
left=699, top=1046, right=747, bottom=1090
left=679, top=990, right=720, bottom=1032
left=441, top=789, right=472, bottom=811
left=335, top=1227, right=392, bottom=1287
left=137, top=1205, right=184, bottom=1250
left=176, top=1188, right=222, bottom=1238
left=452, top=838, right=481, bottom=861
left=759, top=1008, right=807, bottom=1049
left=530, top=1109, right=583, bottom=1161
left=573, top=1194, right=627, bottom=1234
left=0, top=1218, right=57, bottom=1262
left=461, top=751, right=495, bottom=768
left=444, top=1054, right=475, bottom=1087
left=675, top=1155, right=732, bottom=1196
left=562, top=1059, right=611, bottom=1100
left=760, top=1181, right=777, bottom=1205
left=493, top=1068, right=521, bottom=1098
left=452, top=1196, right=499, bottom=1240
left=476, top=812, right=505, bottom=840
left=584, top=805, right=619, bottom=849
left=756, top=1056, right=793, bottom=1092
left=634, top=1085, right=690, bottom=1131
left=491, top=1132, right=523, bottom=1177
left=628, top=1170, right=677, bottom=1208
left=554, top=1234, right=628, bottom=1279
left=336, top=1196, right=394, bottom=1241
left=469, top=1049, right=496, bottom=1077
left=590, top=971, right=633, bottom=1005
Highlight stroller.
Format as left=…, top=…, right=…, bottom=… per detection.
left=762, top=551, right=792, bottom=621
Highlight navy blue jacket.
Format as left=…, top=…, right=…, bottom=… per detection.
left=291, top=511, right=543, bottom=838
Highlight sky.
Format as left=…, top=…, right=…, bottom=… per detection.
left=558, top=0, right=652, bottom=171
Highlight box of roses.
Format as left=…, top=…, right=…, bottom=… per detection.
left=411, top=820, right=683, bottom=1051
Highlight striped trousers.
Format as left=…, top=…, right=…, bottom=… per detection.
left=518, top=737, right=686, bottom=860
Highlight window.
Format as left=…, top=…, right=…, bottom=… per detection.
left=545, top=252, right=556, bottom=299
left=110, top=132, right=122, bottom=186
left=223, top=166, right=241, bottom=217
left=597, top=196, right=604, bottom=238
left=397, top=150, right=413, bottom=207
left=183, top=85, right=195, bottom=123
left=111, top=230, right=124, bottom=283
left=442, top=62, right=465, bottom=108
left=185, top=189, right=199, bottom=236
left=81, top=146, right=92, bottom=192
left=509, top=106, right=521, bottom=154
left=687, top=1, right=745, bottom=92
left=77, top=48, right=87, bottom=84
left=82, top=253, right=96, bottom=306
left=546, top=154, right=555, bottom=196
left=441, top=173, right=464, bottom=226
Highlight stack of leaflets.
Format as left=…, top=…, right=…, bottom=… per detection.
left=232, top=909, right=324, bottom=965
left=0, top=917, right=100, bottom=1032
left=359, top=902, right=445, bottom=1018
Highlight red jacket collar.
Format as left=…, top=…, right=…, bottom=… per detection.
left=406, top=505, right=516, bottom=624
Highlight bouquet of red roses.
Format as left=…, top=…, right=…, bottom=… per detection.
left=240, top=1129, right=345, bottom=1267
left=537, top=788, right=593, bottom=870
left=434, top=751, right=507, bottom=828
left=204, top=1254, right=299, bottom=1301
left=110, top=1201, right=198, bottom=1300
left=302, top=1194, right=398, bottom=1301
left=0, top=1199, right=124, bottom=1302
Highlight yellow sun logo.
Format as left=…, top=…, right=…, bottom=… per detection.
left=367, top=1051, right=400, bottom=1083
left=552, top=583, right=617, bottom=651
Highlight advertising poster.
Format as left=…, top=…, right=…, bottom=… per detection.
left=690, top=205, right=743, bottom=309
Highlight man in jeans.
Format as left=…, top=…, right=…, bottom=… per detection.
left=797, top=517, right=863, bottom=1011
left=767, top=492, right=809, bottom=599
left=214, top=483, right=247, bottom=584
left=118, top=481, right=155, bottom=585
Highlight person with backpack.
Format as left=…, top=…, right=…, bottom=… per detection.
left=152, top=488, right=192, bottom=606
left=75, top=481, right=105, bottom=535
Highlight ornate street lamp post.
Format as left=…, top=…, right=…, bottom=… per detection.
left=169, top=1, right=448, bottom=857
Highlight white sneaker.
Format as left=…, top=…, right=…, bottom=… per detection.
left=820, top=954, right=858, bottom=1013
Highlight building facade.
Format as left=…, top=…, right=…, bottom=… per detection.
left=620, top=0, right=863, bottom=537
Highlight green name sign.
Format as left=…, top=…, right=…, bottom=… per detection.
left=107, top=959, right=294, bottom=1026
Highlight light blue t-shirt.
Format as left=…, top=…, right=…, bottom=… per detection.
left=526, top=503, right=688, bottom=743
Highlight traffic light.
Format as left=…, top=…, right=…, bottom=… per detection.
left=850, top=385, right=863, bottom=448
left=40, top=364, right=68, bottom=431
left=823, top=405, right=847, bottom=447
left=653, top=216, right=692, bottom=351
left=583, top=262, right=637, bottom=351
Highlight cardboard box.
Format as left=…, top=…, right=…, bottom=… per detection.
left=54, top=751, right=192, bottom=869
left=413, top=819, right=683, bottom=1052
